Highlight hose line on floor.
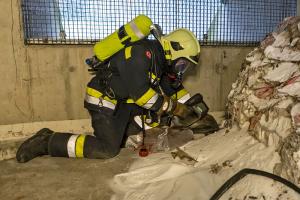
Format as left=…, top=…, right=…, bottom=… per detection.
left=210, top=168, right=300, bottom=200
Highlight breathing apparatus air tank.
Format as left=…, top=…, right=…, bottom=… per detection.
left=94, top=15, right=153, bottom=62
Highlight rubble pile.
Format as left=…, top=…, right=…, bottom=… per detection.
left=227, top=16, right=300, bottom=185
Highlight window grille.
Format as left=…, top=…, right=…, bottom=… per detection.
left=21, top=0, right=297, bottom=46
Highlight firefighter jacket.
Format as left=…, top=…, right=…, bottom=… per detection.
left=84, top=39, right=191, bottom=117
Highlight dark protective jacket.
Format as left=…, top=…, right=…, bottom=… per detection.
left=84, top=39, right=191, bottom=121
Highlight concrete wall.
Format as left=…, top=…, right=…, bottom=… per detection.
left=185, top=47, right=252, bottom=111
left=0, top=0, right=252, bottom=125
left=0, top=0, right=93, bottom=125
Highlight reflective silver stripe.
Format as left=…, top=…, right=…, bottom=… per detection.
left=129, top=21, right=144, bottom=39
left=134, top=116, right=152, bottom=130
left=143, top=93, right=159, bottom=109
left=67, top=135, right=79, bottom=158
left=85, top=94, right=116, bottom=110
left=178, top=93, right=191, bottom=104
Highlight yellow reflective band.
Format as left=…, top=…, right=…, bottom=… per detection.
left=86, top=87, right=103, bottom=98
left=135, top=88, right=157, bottom=106
left=125, top=46, right=132, bottom=60
left=75, top=135, right=86, bottom=158
left=103, top=96, right=117, bottom=104
left=134, top=115, right=159, bottom=130
left=142, top=115, right=159, bottom=127
left=126, top=99, right=135, bottom=103
left=149, top=122, right=159, bottom=127
left=86, top=87, right=117, bottom=104
left=164, top=41, right=172, bottom=60
left=164, top=41, right=170, bottom=50
left=148, top=72, right=160, bottom=81
left=171, top=89, right=188, bottom=100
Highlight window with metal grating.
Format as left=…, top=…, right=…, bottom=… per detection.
left=21, top=0, right=297, bottom=46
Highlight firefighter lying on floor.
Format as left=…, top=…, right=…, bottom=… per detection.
left=16, top=17, right=218, bottom=163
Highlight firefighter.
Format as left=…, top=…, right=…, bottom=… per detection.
left=16, top=28, right=218, bottom=163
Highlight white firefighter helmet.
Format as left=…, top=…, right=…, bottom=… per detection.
left=160, top=28, right=200, bottom=65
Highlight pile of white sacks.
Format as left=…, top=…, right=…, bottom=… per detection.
left=227, top=16, right=300, bottom=185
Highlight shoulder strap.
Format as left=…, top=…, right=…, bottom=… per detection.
left=144, top=41, right=160, bottom=88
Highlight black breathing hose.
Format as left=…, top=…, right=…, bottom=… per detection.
left=141, top=113, right=146, bottom=146
left=210, top=168, right=300, bottom=200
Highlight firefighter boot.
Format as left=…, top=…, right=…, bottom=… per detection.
left=16, top=128, right=54, bottom=163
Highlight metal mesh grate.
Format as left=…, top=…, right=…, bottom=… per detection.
left=21, top=0, right=297, bottom=46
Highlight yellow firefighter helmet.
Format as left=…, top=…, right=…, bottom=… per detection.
left=160, top=28, right=200, bottom=65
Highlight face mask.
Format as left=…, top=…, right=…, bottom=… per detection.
left=174, top=58, right=190, bottom=74
left=169, top=58, right=193, bottom=88
left=173, top=58, right=194, bottom=78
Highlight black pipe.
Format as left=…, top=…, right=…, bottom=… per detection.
left=210, top=168, right=300, bottom=200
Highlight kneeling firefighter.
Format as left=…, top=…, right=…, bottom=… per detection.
left=16, top=15, right=218, bottom=163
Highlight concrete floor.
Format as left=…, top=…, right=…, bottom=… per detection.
left=0, top=112, right=224, bottom=200
left=0, top=148, right=137, bottom=200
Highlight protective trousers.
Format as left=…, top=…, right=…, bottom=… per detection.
left=48, top=102, right=142, bottom=159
